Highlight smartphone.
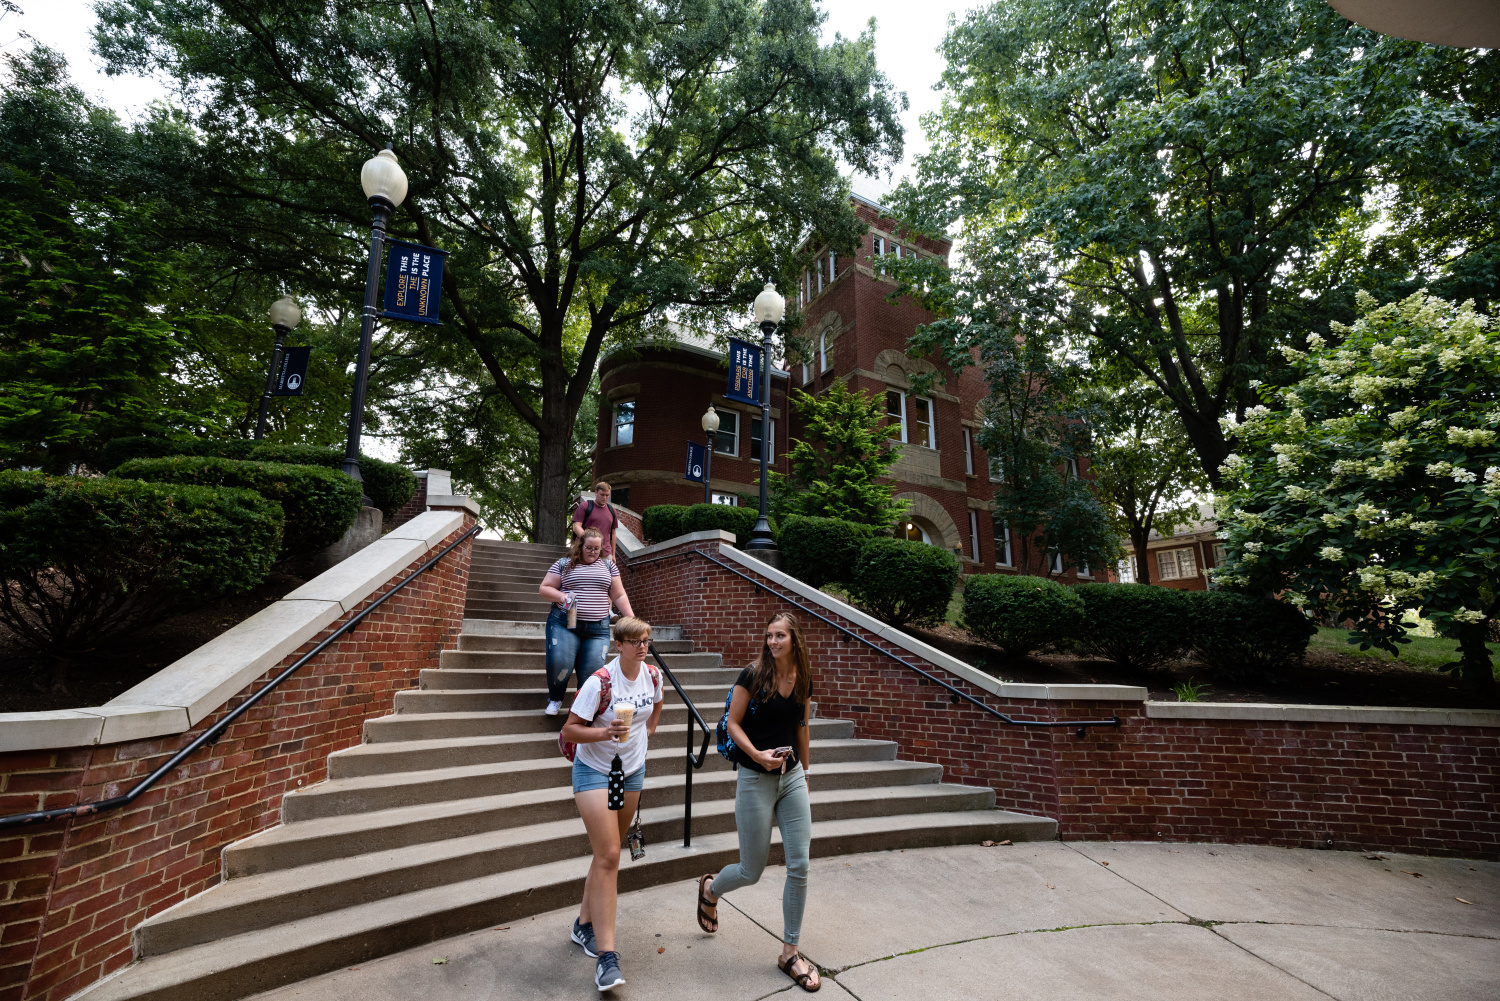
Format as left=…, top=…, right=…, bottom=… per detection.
left=771, top=746, right=794, bottom=758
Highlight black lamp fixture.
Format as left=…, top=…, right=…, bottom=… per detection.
left=255, top=296, right=302, bottom=440
left=701, top=404, right=720, bottom=505
left=744, top=282, right=784, bottom=563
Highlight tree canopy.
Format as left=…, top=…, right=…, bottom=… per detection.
left=892, top=0, right=1498, bottom=486
left=95, top=0, right=905, bottom=540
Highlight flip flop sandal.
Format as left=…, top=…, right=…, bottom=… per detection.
left=696, top=874, right=719, bottom=933
left=779, top=954, right=821, bottom=992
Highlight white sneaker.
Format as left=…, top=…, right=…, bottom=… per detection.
left=544, top=700, right=562, bottom=716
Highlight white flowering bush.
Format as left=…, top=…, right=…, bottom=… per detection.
left=1214, top=292, right=1499, bottom=703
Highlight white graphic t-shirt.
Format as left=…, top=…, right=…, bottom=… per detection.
left=572, top=656, right=663, bottom=776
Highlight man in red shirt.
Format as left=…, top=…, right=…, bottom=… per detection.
left=572, top=481, right=619, bottom=560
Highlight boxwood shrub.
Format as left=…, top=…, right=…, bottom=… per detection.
left=682, top=502, right=764, bottom=541
left=0, top=471, right=283, bottom=661
left=1185, top=590, right=1315, bottom=682
left=962, top=574, right=1084, bottom=657
left=112, top=456, right=362, bottom=555
left=100, top=435, right=259, bottom=468
left=1075, top=583, right=1194, bottom=671
left=779, top=515, right=873, bottom=589
left=641, top=504, right=690, bottom=543
left=848, top=537, right=959, bottom=628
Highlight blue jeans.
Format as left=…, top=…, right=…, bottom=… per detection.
left=545, top=608, right=611, bottom=702
left=710, top=764, right=811, bottom=945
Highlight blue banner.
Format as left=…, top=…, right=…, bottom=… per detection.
left=381, top=240, right=448, bottom=325
left=684, top=441, right=707, bottom=483
left=726, top=337, right=761, bottom=405
left=271, top=346, right=310, bottom=396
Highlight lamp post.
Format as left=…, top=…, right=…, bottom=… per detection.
left=343, top=145, right=408, bottom=494
left=744, top=283, right=783, bottom=563
left=255, top=296, right=301, bottom=440
left=701, top=405, right=720, bottom=505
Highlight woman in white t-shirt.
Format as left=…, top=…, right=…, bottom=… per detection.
left=558, top=616, right=663, bottom=993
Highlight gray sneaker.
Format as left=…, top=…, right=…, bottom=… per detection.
left=571, top=918, right=597, bottom=958
left=594, top=951, right=625, bottom=992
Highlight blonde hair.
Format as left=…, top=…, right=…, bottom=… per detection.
left=593, top=480, right=612, bottom=492
left=750, top=612, right=811, bottom=703
left=563, top=528, right=605, bottom=574
left=612, top=615, right=652, bottom=643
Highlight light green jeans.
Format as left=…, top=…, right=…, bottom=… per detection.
left=710, top=763, right=811, bottom=945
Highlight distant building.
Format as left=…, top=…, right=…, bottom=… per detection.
left=1117, top=504, right=1221, bottom=590
left=591, top=194, right=1099, bottom=583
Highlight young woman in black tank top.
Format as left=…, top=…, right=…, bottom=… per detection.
left=694, top=612, right=820, bottom=992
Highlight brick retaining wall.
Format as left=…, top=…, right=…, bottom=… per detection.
left=623, top=538, right=1500, bottom=861
left=0, top=517, right=474, bottom=1001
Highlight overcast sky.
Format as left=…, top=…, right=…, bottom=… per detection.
left=1, top=0, right=980, bottom=199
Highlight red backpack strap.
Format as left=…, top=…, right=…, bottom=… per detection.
left=593, top=667, right=613, bottom=722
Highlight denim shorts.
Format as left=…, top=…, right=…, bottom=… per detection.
left=572, top=757, right=646, bottom=794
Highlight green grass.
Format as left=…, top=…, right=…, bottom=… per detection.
left=1310, top=626, right=1500, bottom=674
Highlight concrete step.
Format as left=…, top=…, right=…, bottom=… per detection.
left=461, top=597, right=554, bottom=614
left=472, top=540, right=567, bottom=555
left=467, top=555, right=568, bottom=573
left=227, top=755, right=914, bottom=876
left=93, top=811, right=1055, bottom=1001
left=362, top=704, right=703, bottom=742
left=461, top=607, right=549, bottom=622
left=393, top=682, right=726, bottom=714
left=330, top=718, right=853, bottom=779
left=454, top=632, right=694, bottom=654
left=460, top=619, right=547, bottom=637
left=426, top=658, right=729, bottom=686
left=284, top=729, right=864, bottom=820
left=435, top=648, right=722, bottom=672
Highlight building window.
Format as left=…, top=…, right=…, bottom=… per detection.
left=1078, top=559, right=1092, bottom=578
left=963, top=428, right=974, bottom=475
left=893, top=244, right=902, bottom=259
left=1156, top=547, right=1197, bottom=581
left=612, top=399, right=635, bottom=446
left=989, top=456, right=1004, bottom=483
left=1117, top=556, right=1137, bottom=583
left=873, top=236, right=885, bottom=257
left=902, top=520, right=929, bottom=544
left=1065, top=457, right=1079, bottom=478
left=886, top=389, right=907, bottom=442
left=819, top=331, right=832, bottom=373
left=993, top=517, right=1012, bottom=566
left=801, top=358, right=811, bottom=385
left=1212, top=542, right=1226, bottom=565
left=802, top=270, right=809, bottom=304
left=750, top=417, right=775, bottom=463
left=612, top=486, right=630, bottom=510
left=912, top=397, right=935, bottom=448
left=816, top=259, right=824, bottom=293
left=827, top=252, right=837, bottom=283
left=711, top=493, right=738, bottom=506
left=714, top=409, right=739, bottom=456
left=1051, top=552, right=1064, bottom=575
left=968, top=510, right=980, bottom=562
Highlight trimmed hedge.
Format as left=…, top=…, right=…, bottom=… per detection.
left=642, top=504, right=689, bottom=543
left=849, top=537, right=959, bottom=628
left=101, top=436, right=418, bottom=517
left=112, top=457, right=362, bottom=555
left=682, top=502, right=764, bottom=540
left=779, top=515, right=873, bottom=589
left=963, top=574, right=1084, bottom=657
left=1075, top=583, right=1194, bottom=671
left=0, top=471, right=283, bottom=657
left=1185, top=590, right=1315, bottom=682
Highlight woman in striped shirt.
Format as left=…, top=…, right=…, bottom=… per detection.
left=538, top=528, right=635, bottom=716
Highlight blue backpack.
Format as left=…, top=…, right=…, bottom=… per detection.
left=715, top=686, right=758, bottom=766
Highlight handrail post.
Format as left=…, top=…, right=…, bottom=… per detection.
left=684, top=713, right=694, bottom=848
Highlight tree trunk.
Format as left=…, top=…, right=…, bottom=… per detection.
left=1130, top=526, right=1153, bottom=585
left=1177, top=406, right=1231, bottom=489
left=1456, top=622, right=1497, bottom=708
left=535, top=414, right=576, bottom=547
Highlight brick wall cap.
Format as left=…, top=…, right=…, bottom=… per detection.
left=717, top=545, right=1147, bottom=703
left=425, top=494, right=481, bottom=517
left=384, top=509, right=468, bottom=550
left=625, top=529, right=736, bottom=559
left=1146, top=701, right=1500, bottom=727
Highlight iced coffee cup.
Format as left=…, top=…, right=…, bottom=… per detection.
left=613, top=702, right=635, bottom=742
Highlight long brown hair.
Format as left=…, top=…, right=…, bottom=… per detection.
left=562, top=528, right=605, bottom=575
left=749, top=612, right=811, bottom=703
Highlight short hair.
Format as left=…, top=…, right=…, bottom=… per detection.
left=612, top=615, right=651, bottom=642
left=593, top=480, right=612, bottom=492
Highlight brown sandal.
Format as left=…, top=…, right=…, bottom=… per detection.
left=696, top=874, right=718, bottom=933
left=779, top=953, right=821, bottom=992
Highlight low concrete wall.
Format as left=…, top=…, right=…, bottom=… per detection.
left=621, top=535, right=1500, bottom=861
left=0, top=507, right=476, bottom=1001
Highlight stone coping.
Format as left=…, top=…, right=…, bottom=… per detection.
left=621, top=529, right=735, bottom=560
left=1146, top=701, right=1500, bottom=728
left=0, top=510, right=467, bottom=754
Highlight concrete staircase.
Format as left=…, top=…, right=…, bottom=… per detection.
left=81, top=541, right=1056, bottom=1001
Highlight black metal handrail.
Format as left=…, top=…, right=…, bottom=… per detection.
left=0, top=524, right=483, bottom=831
left=627, top=547, right=1122, bottom=737
left=645, top=639, right=713, bottom=848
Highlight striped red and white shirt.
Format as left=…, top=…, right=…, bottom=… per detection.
left=548, top=557, right=620, bottom=622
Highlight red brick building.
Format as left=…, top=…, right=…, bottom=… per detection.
left=594, top=194, right=1097, bottom=582
left=1118, top=504, right=1222, bottom=590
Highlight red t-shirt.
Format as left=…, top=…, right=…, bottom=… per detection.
left=572, top=501, right=618, bottom=557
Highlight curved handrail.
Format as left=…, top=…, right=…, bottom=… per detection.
left=0, top=524, right=483, bottom=831
left=627, top=546, right=1122, bottom=736
left=645, top=638, right=712, bottom=847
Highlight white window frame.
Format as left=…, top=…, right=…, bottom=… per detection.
left=1051, top=552, right=1064, bottom=575
left=1156, top=547, right=1197, bottom=581
left=1117, top=557, right=1137, bottom=583
left=911, top=396, right=935, bottom=449
left=714, top=409, right=739, bottom=457
left=1065, top=457, right=1080, bottom=478
left=893, top=244, right=902, bottom=259
left=816, top=258, right=824, bottom=293
left=989, top=456, right=1004, bottom=483
left=968, top=510, right=980, bottom=562
left=612, top=398, right=635, bottom=446
left=750, top=416, right=775, bottom=464
left=801, top=358, right=811, bottom=384
left=819, top=330, right=832, bottom=373
left=994, top=519, right=1012, bottom=567
left=827, top=252, right=836, bottom=283
left=873, top=236, right=885, bottom=257
left=1212, top=542, right=1226, bottom=565
left=963, top=428, right=974, bottom=475
left=886, top=389, right=907, bottom=443
left=710, top=493, right=738, bottom=506
left=1078, top=559, right=1092, bottom=578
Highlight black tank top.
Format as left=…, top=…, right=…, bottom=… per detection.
left=732, top=667, right=809, bottom=772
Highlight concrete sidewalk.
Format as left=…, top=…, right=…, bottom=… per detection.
left=250, top=842, right=1499, bottom=1001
